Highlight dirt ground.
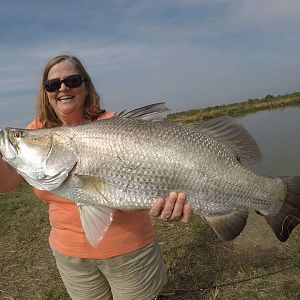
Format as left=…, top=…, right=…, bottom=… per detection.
left=233, top=211, right=282, bottom=250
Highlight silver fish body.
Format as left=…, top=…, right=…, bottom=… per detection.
left=54, top=117, right=284, bottom=214
left=1, top=103, right=299, bottom=245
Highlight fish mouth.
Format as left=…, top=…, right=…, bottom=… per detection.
left=0, top=129, right=17, bottom=159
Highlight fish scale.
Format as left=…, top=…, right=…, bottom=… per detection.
left=61, top=117, right=283, bottom=215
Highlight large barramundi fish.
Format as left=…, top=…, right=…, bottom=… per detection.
left=0, top=103, right=299, bottom=246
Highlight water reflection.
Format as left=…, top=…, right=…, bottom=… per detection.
left=237, top=106, right=300, bottom=177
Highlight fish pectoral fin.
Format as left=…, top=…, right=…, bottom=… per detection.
left=205, top=208, right=249, bottom=241
left=77, top=204, right=114, bottom=247
left=74, top=175, right=104, bottom=190
left=72, top=175, right=112, bottom=206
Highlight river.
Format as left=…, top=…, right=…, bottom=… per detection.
left=237, top=106, right=300, bottom=177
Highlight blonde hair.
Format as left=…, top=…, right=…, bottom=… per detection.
left=36, top=54, right=104, bottom=128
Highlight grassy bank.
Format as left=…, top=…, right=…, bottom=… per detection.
left=167, top=92, right=300, bottom=123
left=1, top=183, right=300, bottom=299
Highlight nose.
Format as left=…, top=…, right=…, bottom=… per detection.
left=59, top=82, right=69, bottom=91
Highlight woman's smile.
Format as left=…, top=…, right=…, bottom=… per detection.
left=57, top=95, right=76, bottom=103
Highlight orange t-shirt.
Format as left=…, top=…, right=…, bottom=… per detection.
left=27, top=112, right=155, bottom=259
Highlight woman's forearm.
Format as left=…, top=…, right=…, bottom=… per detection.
left=0, top=158, right=23, bottom=192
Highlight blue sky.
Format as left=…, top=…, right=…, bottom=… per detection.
left=1, top=0, right=300, bottom=127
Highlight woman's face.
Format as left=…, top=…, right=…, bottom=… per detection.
left=46, top=60, right=88, bottom=122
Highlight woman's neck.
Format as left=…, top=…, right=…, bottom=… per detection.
left=60, top=114, right=87, bottom=126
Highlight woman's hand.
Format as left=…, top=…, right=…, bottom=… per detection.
left=150, top=191, right=192, bottom=223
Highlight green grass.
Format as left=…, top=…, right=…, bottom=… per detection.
left=0, top=183, right=70, bottom=300
left=1, top=184, right=300, bottom=300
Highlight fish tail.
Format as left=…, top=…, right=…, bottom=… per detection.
left=264, top=176, right=300, bottom=242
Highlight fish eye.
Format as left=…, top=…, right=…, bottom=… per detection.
left=13, top=131, right=23, bottom=138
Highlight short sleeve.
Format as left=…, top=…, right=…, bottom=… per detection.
left=26, top=119, right=42, bottom=129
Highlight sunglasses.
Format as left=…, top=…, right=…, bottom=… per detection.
left=44, top=74, right=85, bottom=92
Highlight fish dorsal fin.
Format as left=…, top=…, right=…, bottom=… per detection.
left=192, top=117, right=262, bottom=167
left=77, top=204, right=114, bottom=247
left=205, top=208, right=249, bottom=241
left=116, top=102, right=170, bottom=120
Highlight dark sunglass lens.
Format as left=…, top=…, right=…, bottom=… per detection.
left=44, top=75, right=83, bottom=92
left=64, top=75, right=83, bottom=88
left=45, top=79, right=61, bottom=92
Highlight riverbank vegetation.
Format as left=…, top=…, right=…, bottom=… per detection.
left=167, top=92, right=300, bottom=123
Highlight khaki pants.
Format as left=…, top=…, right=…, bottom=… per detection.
left=53, top=239, right=167, bottom=300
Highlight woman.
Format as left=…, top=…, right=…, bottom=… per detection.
left=0, top=54, right=192, bottom=300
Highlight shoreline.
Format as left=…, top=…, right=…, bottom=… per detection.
left=167, top=91, right=300, bottom=123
